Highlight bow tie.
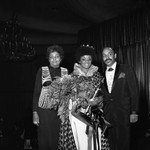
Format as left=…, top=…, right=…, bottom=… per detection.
left=108, top=68, right=113, bottom=71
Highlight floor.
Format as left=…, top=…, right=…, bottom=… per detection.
left=1, top=133, right=149, bottom=150
left=0, top=122, right=150, bottom=150
left=133, top=134, right=150, bottom=150
left=130, top=123, right=150, bottom=150
left=29, top=135, right=150, bottom=150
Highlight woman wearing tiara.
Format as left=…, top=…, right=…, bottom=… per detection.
left=58, top=45, right=110, bottom=150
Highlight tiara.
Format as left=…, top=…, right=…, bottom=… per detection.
left=81, top=44, right=94, bottom=49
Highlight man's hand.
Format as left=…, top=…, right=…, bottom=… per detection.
left=130, top=113, right=138, bottom=123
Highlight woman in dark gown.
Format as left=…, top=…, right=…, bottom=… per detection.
left=32, top=45, right=68, bottom=150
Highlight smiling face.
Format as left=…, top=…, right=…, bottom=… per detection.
left=79, top=55, right=92, bottom=69
left=48, top=51, right=61, bottom=68
left=102, top=47, right=116, bottom=67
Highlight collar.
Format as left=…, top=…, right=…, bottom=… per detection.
left=106, top=62, right=117, bottom=71
left=73, top=63, right=98, bottom=77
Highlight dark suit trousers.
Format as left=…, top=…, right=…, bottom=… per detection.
left=108, top=123, right=130, bottom=150
left=104, top=101, right=131, bottom=150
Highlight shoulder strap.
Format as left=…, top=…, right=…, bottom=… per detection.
left=61, top=67, right=68, bottom=77
left=41, top=66, right=52, bottom=84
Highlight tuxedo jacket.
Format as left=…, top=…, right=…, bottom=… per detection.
left=102, top=64, right=139, bottom=125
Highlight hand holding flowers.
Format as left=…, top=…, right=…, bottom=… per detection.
left=47, top=71, right=104, bottom=123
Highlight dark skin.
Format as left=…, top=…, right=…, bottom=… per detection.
left=77, top=90, right=103, bottom=109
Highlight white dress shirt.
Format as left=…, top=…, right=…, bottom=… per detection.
left=106, top=62, right=117, bottom=93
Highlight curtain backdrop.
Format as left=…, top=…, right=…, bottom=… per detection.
left=78, top=8, right=150, bottom=129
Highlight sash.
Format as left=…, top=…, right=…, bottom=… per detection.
left=38, top=66, right=68, bottom=109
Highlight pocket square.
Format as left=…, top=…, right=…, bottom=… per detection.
left=118, top=72, right=125, bottom=79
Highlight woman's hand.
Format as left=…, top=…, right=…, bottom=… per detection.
left=80, top=99, right=88, bottom=109
left=89, top=96, right=103, bottom=106
left=33, top=111, right=39, bottom=126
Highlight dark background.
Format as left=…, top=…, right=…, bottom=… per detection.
left=0, top=0, right=150, bottom=149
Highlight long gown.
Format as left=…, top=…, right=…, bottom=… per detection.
left=58, top=63, right=110, bottom=150
left=33, top=66, right=62, bottom=150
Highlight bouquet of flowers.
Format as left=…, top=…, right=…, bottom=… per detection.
left=57, top=72, right=104, bottom=123
left=46, top=69, right=104, bottom=123
left=47, top=74, right=73, bottom=110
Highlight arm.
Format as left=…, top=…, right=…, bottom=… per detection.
left=32, top=68, right=42, bottom=125
left=126, top=65, right=139, bottom=123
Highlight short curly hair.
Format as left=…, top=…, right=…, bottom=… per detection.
left=46, top=45, right=64, bottom=60
left=75, top=45, right=97, bottom=62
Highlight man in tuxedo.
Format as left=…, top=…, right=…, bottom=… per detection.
left=102, top=47, right=139, bottom=150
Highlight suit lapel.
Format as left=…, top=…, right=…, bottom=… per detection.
left=111, top=64, right=120, bottom=92
left=103, top=76, right=109, bottom=93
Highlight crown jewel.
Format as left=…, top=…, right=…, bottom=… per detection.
left=81, top=44, right=94, bottom=49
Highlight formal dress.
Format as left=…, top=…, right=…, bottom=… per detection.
left=58, top=63, right=110, bottom=150
left=33, top=66, right=64, bottom=150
